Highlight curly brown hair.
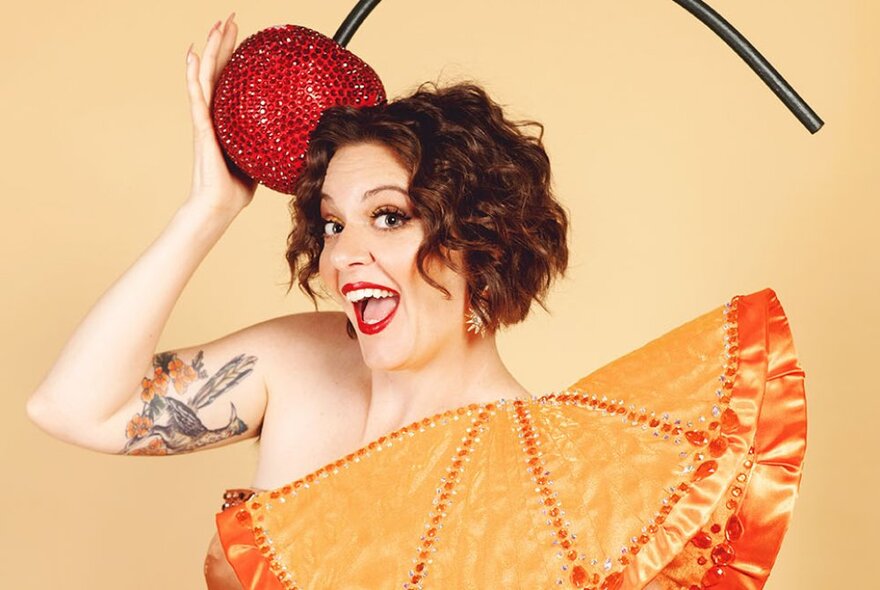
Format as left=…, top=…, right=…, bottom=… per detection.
left=285, top=82, right=569, bottom=335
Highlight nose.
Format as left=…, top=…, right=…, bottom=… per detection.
left=329, top=224, right=374, bottom=269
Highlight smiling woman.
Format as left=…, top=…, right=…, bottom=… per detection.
left=288, top=83, right=570, bottom=340
left=26, top=12, right=806, bottom=590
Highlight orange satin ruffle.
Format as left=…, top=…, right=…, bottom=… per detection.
left=214, top=288, right=806, bottom=590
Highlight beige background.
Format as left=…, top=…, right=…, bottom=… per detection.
left=2, top=0, right=875, bottom=587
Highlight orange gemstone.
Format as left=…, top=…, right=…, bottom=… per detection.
left=602, top=571, right=623, bottom=590
left=708, top=421, right=720, bottom=430
left=655, top=514, right=666, bottom=524
left=671, top=426, right=682, bottom=435
left=549, top=507, right=560, bottom=517
left=414, top=562, right=425, bottom=572
left=561, top=538, right=572, bottom=549
left=570, top=565, right=588, bottom=587
left=660, top=505, right=672, bottom=514
left=697, top=556, right=707, bottom=565
left=282, top=485, right=292, bottom=494
left=638, top=534, right=649, bottom=544
left=410, top=574, right=422, bottom=584
left=377, top=436, right=387, bottom=445
left=426, top=527, right=437, bottom=537
left=649, top=418, right=660, bottom=427
left=630, top=545, right=640, bottom=554
left=708, top=436, right=729, bottom=457
left=553, top=518, right=564, bottom=527
left=235, top=510, right=249, bottom=523
left=691, top=531, right=713, bottom=549
left=557, top=529, right=569, bottom=539
left=701, top=566, right=726, bottom=587
left=711, top=542, right=736, bottom=565
left=616, top=407, right=626, bottom=415
left=670, top=494, right=681, bottom=503
left=685, top=430, right=708, bottom=446
left=726, top=499, right=738, bottom=510
left=693, top=460, right=718, bottom=481
left=566, top=549, right=578, bottom=561
left=725, top=514, right=744, bottom=541
left=678, top=483, right=690, bottom=492
left=270, top=491, right=280, bottom=499
left=661, top=424, right=671, bottom=432
left=419, top=550, right=429, bottom=559
left=720, top=408, right=740, bottom=433
left=710, top=524, right=721, bottom=533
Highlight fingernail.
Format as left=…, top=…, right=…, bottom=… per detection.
left=208, top=20, right=221, bottom=39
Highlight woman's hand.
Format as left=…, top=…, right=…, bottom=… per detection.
left=185, top=13, right=258, bottom=216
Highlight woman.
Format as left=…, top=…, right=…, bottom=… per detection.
left=27, top=15, right=805, bottom=590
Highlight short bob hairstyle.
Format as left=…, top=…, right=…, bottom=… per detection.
left=286, top=82, right=569, bottom=335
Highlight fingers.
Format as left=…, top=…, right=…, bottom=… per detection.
left=185, top=46, right=212, bottom=136
left=215, top=13, right=238, bottom=81
left=198, top=20, right=224, bottom=105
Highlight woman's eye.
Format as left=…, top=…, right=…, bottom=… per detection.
left=374, top=211, right=407, bottom=229
left=322, top=220, right=343, bottom=236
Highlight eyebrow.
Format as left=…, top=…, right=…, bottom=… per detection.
left=320, top=184, right=409, bottom=203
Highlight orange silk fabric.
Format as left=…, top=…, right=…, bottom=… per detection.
left=213, top=288, right=807, bottom=590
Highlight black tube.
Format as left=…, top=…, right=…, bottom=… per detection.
left=672, top=0, right=823, bottom=133
left=331, top=0, right=823, bottom=133
left=333, top=0, right=383, bottom=47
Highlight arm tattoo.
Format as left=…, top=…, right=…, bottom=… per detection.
left=122, top=351, right=257, bottom=455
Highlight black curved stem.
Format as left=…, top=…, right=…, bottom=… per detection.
left=332, top=0, right=823, bottom=132
left=672, top=0, right=823, bottom=133
left=333, top=0, right=383, bottom=47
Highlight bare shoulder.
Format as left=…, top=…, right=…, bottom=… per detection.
left=258, top=311, right=361, bottom=364
left=252, top=311, right=370, bottom=488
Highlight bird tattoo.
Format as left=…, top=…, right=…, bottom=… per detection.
left=123, top=351, right=257, bottom=455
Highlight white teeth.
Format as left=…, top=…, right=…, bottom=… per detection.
left=344, top=288, right=397, bottom=303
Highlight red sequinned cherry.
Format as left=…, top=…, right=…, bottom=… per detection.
left=211, top=24, right=386, bottom=195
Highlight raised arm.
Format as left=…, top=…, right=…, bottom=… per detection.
left=26, top=14, right=263, bottom=454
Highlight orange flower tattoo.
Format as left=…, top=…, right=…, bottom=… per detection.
left=168, top=357, right=197, bottom=394
left=125, top=414, right=153, bottom=439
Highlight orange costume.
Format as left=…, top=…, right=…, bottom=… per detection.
left=212, top=288, right=807, bottom=589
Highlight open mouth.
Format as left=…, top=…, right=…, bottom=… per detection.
left=344, top=285, right=400, bottom=335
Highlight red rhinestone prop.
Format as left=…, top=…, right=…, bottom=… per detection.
left=211, top=24, right=386, bottom=195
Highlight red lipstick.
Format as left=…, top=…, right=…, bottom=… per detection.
left=341, top=282, right=400, bottom=335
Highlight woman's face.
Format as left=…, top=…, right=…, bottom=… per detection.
left=318, top=142, right=469, bottom=371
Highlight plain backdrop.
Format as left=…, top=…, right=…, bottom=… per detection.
left=2, top=0, right=876, bottom=587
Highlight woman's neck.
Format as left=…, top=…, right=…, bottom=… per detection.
left=360, top=334, right=528, bottom=441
